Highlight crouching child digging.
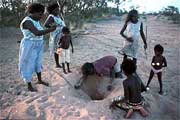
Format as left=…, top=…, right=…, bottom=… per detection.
left=74, top=56, right=122, bottom=97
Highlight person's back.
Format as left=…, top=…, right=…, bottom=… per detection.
left=110, top=59, right=148, bottom=118
left=123, top=74, right=142, bottom=103
left=93, top=56, right=117, bottom=76
left=59, top=34, right=71, bottom=49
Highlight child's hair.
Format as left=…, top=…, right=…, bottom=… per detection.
left=154, top=44, right=164, bottom=54
left=121, top=59, right=136, bottom=75
left=125, top=9, right=138, bottom=23
left=27, top=3, right=45, bottom=14
left=81, top=62, right=94, bottom=76
left=47, top=3, right=59, bottom=14
left=62, top=27, right=70, bottom=34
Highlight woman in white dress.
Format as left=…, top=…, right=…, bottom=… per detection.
left=44, top=3, right=65, bottom=68
left=120, top=9, right=147, bottom=65
left=19, top=3, right=56, bottom=91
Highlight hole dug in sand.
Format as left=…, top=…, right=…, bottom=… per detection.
left=79, top=75, right=115, bottom=100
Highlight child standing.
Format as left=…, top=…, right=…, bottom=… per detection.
left=57, top=27, right=74, bottom=74
left=19, top=3, right=56, bottom=92
left=109, top=59, right=148, bottom=119
left=146, top=44, right=167, bottom=95
left=120, top=9, right=147, bottom=65
left=44, top=3, right=66, bottom=68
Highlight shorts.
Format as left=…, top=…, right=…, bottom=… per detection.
left=59, top=48, right=71, bottom=63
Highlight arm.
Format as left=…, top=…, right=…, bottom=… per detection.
left=163, top=57, right=167, bottom=67
left=133, top=73, right=146, bottom=92
left=74, top=71, right=87, bottom=89
left=120, top=23, right=128, bottom=39
left=107, top=69, right=115, bottom=91
left=123, top=81, right=129, bottom=102
left=140, top=22, right=147, bottom=49
left=44, top=16, right=55, bottom=28
left=151, top=56, right=155, bottom=65
left=70, top=36, right=74, bottom=53
left=23, top=20, right=56, bottom=36
left=57, top=37, right=62, bottom=48
left=141, top=81, right=147, bottom=92
left=109, top=69, right=115, bottom=84
left=120, top=22, right=128, bottom=39
left=120, top=22, right=133, bottom=42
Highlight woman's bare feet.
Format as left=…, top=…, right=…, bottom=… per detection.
left=28, top=83, right=37, bottom=92
left=37, top=80, right=49, bottom=86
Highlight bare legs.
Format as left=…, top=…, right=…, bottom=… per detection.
left=157, top=72, right=163, bottom=94
left=54, top=53, right=62, bottom=68
left=62, top=62, right=71, bottom=74
left=146, top=70, right=154, bottom=88
left=27, top=72, right=49, bottom=92
left=36, top=72, right=49, bottom=86
left=146, top=70, right=163, bottom=94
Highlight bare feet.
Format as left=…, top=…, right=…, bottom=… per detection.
left=63, top=71, right=67, bottom=74
left=158, top=91, right=163, bottom=95
left=56, top=64, right=62, bottom=68
left=28, top=83, right=37, bottom=92
left=124, top=109, right=133, bottom=119
left=37, top=81, right=49, bottom=86
left=139, top=108, right=149, bottom=117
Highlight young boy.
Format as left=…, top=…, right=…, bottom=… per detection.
left=57, top=27, right=74, bottom=74
left=74, top=56, right=121, bottom=91
left=109, top=59, right=148, bottom=119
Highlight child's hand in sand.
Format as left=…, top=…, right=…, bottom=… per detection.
left=56, top=48, right=62, bottom=54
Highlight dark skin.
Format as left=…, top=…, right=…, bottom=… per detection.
left=23, top=13, right=56, bottom=36
left=120, top=14, right=147, bottom=48
left=44, top=7, right=59, bottom=28
left=44, top=7, right=64, bottom=68
left=109, top=72, right=148, bottom=118
left=120, top=14, right=147, bottom=64
left=47, top=18, right=62, bottom=67
left=109, top=72, right=131, bottom=110
left=74, top=65, right=114, bottom=92
left=59, top=33, right=74, bottom=74
left=146, top=51, right=167, bottom=94
left=23, top=12, right=56, bottom=92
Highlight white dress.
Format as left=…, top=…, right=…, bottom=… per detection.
left=47, top=14, right=65, bottom=52
left=19, top=16, right=44, bottom=82
left=121, top=21, right=141, bottom=58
